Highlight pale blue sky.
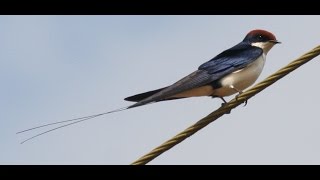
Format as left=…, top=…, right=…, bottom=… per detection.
left=1, top=15, right=320, bottom=164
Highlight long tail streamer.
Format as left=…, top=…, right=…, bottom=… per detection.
left=17, top=106, right=129, bottom=144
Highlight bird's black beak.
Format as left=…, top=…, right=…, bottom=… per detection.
left=269, top=40, right=281, bottom=44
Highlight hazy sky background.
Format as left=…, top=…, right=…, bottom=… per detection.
left=1, top=15, right=320, bottom=165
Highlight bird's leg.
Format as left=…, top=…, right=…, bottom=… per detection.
left=217, top=96, right=231, bottom=114
left=219, top=97, right=227, bottom=105
left=230, top=85, right=247, bottom=106
left=212, top=95, right=227, bottom=106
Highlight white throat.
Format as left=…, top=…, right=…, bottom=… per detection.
left=251, top=42, right=275, bottom=54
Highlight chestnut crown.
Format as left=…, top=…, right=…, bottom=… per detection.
left=243, top=29, right=280, bottom=44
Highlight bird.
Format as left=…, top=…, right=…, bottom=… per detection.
left=17, top=29, right=280, bottom=143
left=124, top=29, right=280, bottom=107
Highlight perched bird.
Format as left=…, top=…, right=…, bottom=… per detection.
left=17, top=29, right=280, bottom=143
left=125, top=29, right=280, bottom=107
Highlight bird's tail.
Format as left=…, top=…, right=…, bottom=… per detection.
left=16, top=106, right=131, bottom=144
left=17, top=86, right=186, bottom=144
left=124, top=87, right=167, bottom=102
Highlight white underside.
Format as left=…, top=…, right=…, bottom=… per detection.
left=213, top=53, right=266, bottom=96
left=172, top=54, right=266, bottom=98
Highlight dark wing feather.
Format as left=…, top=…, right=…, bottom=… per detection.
left=198, top=42, right=263, bottom=78
left=127, top=43, right=263, bottom=109
left=128, top=70, right=213, bottom=108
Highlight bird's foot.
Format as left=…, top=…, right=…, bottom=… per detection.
left=231, top=87, right=247, bottom=106
left=243, top=99, right=248, bottom=106
left=219, top=97, right=231, bottom=114
left=235, top=92, right=248, bottom=106
left=235, top=90, right=243, bottom=100
left=221, top=103, right=231, bottom=114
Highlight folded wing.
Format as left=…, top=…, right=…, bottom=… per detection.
left=125, top=43, right=263, bottom=109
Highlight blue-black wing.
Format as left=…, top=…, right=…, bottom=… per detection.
left=198, top=42, right=263, bottom=80
left=128, top=70, right=213, bottom=108
left=127, top=43, right=263, bottom=108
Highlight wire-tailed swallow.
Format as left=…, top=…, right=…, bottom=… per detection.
left=18, top=29, right=280, bottom=143
left=125, top=29, right=280, bottom=108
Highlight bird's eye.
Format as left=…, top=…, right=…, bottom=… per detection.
left=258, top=35, right=263, bottom=39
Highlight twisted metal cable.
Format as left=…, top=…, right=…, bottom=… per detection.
left=131, top=45, right=320, bottom=165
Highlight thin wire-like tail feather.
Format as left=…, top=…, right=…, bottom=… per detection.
left=18, top=82, right=184, bottom=144
left=17, top=114, right=105, bottom=134
left=20, top=115, right=98, bottom=144
left=18, top=106, right=129, bottom=144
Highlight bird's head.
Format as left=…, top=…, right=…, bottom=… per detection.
left=243, top=29, right=281, bottom=54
